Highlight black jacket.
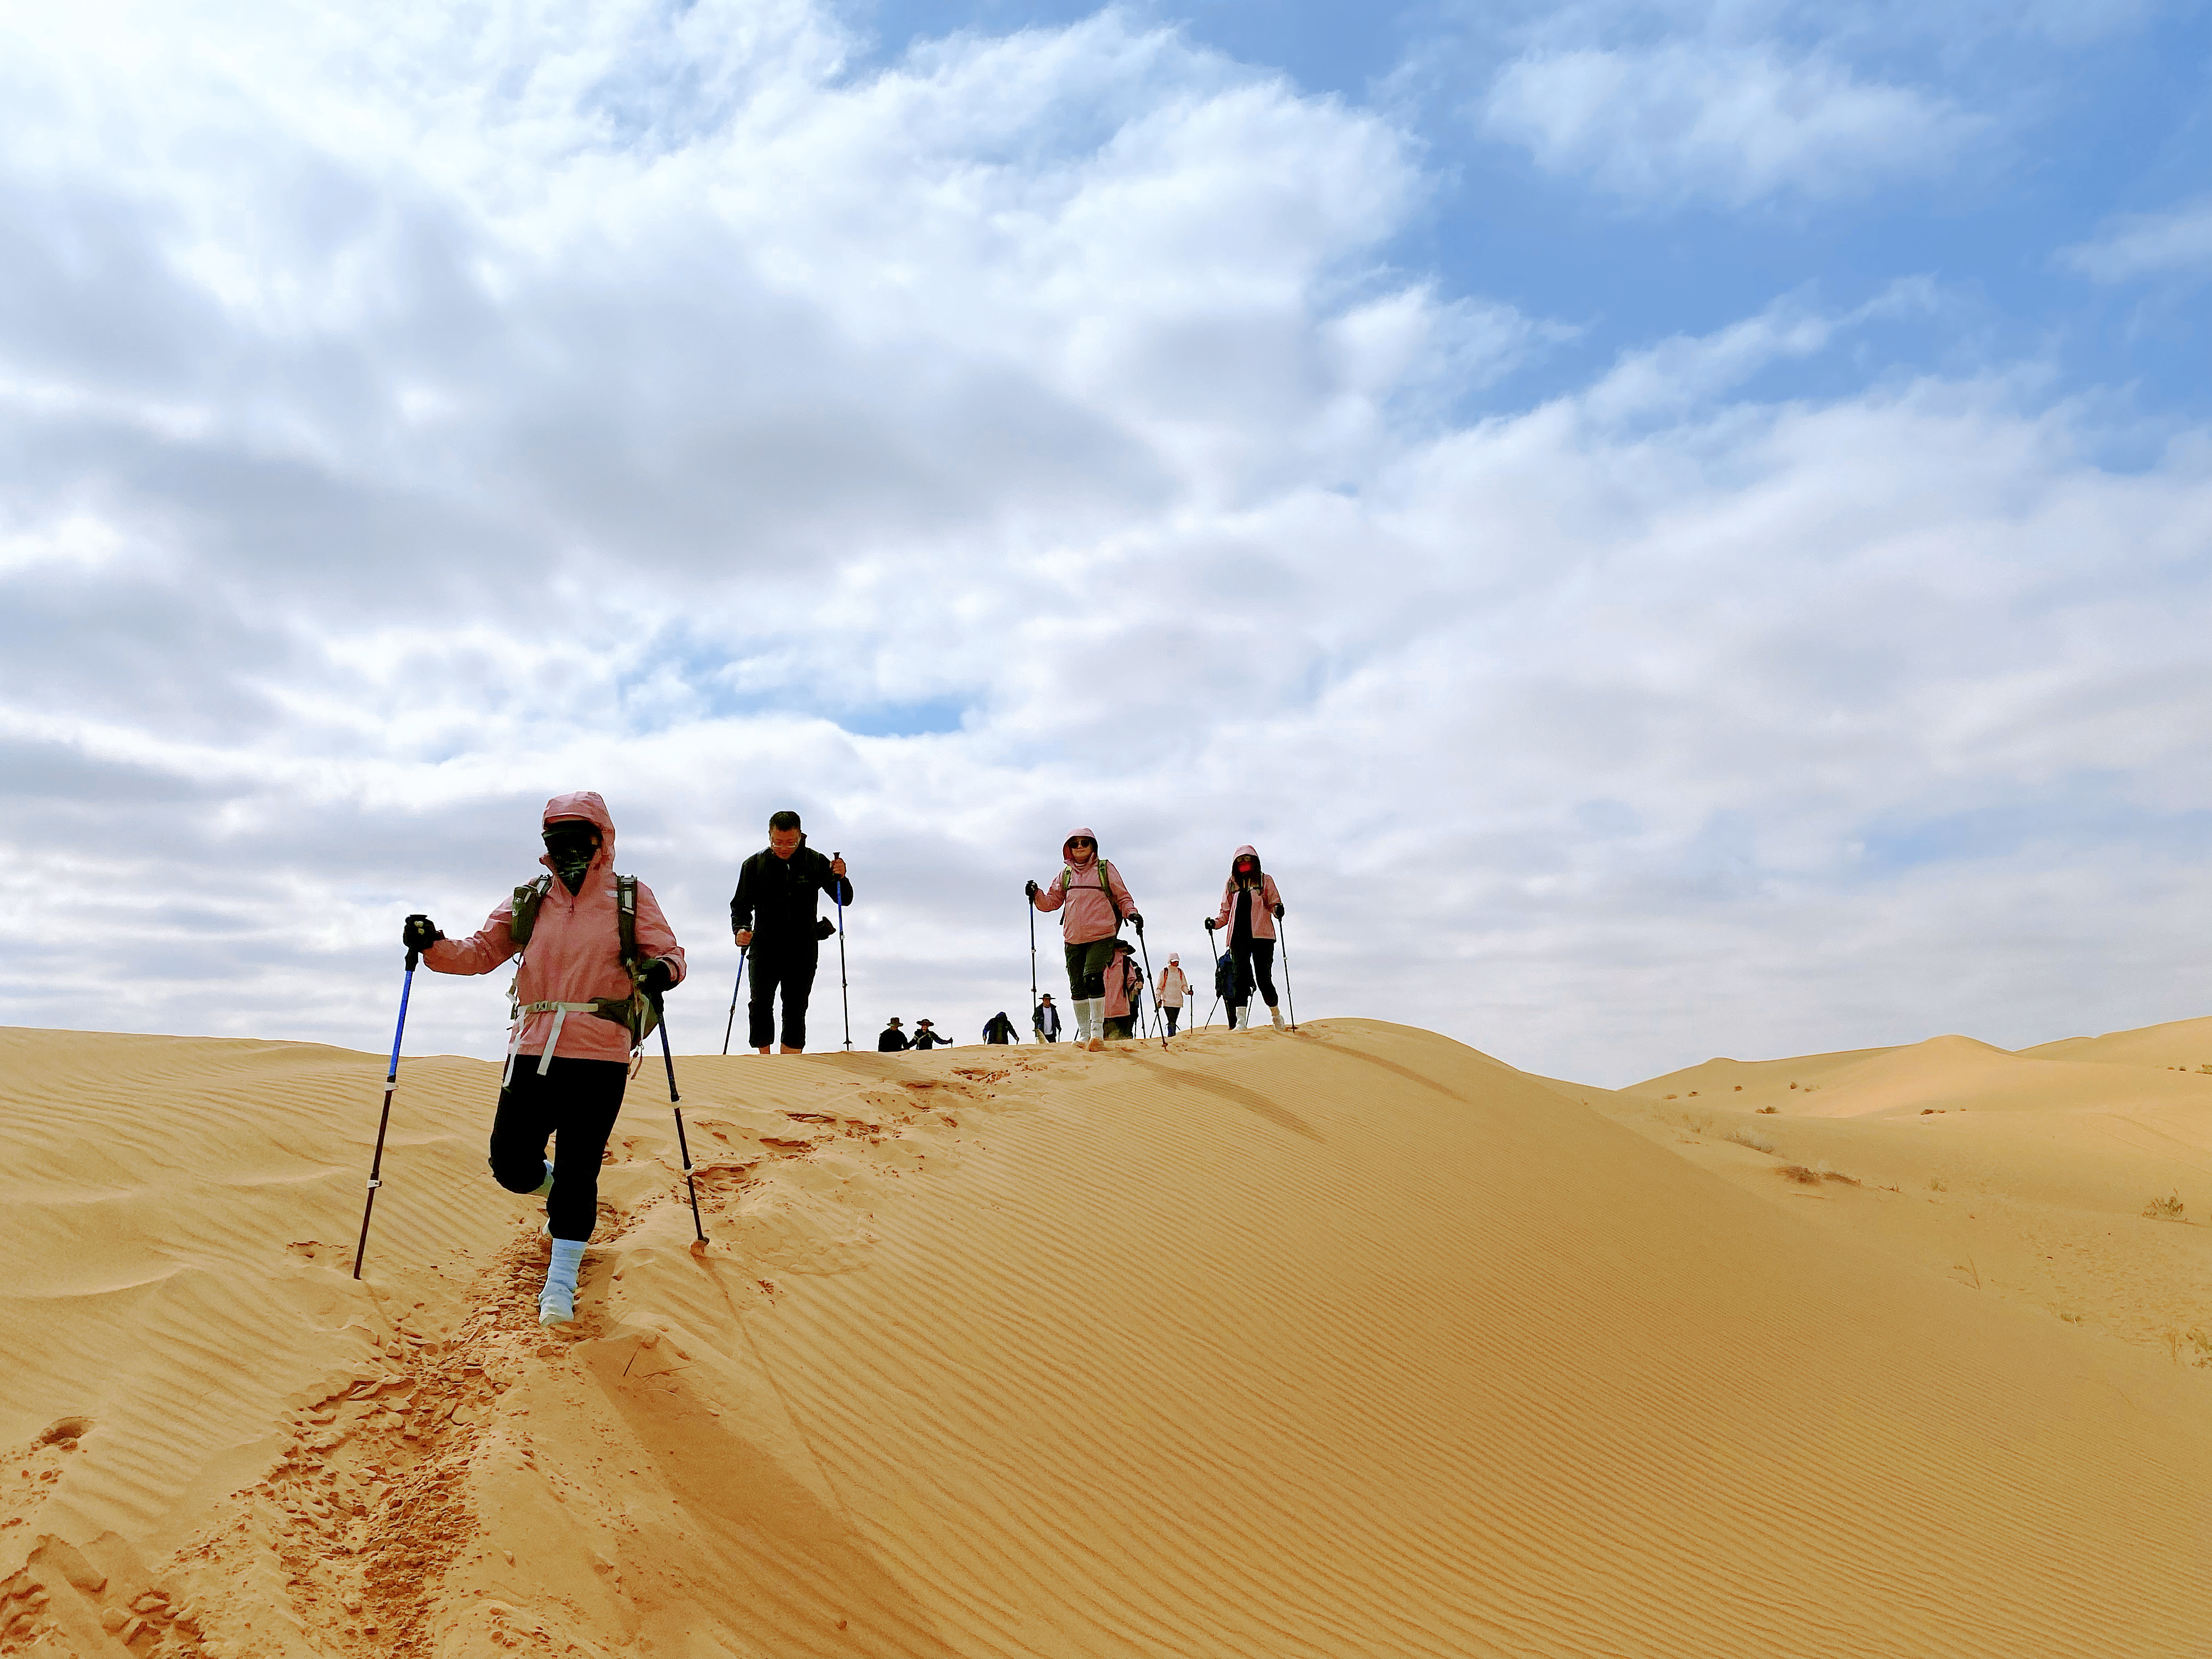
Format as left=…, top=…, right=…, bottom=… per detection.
left=910, top=1028, right=951, bottom=1050
left=982, top=1013, right=1017, bottom=1044
left=877, top=1027, right=909, bottom=1052
left=730, top=843, right=853, bottom=949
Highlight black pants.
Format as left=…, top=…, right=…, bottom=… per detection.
left=488, top=1057, right=628, bottom=1242
left=749, top=943, right=820, bottom=1049
left=1163, top=1005, right=1181, bottom=1034
left=1064, top=938, right=1117, bottom=1000
left=1232, top=939, right=1277, bottom=1008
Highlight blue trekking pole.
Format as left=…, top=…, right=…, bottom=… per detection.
left=352, top=946, right=420, bottom=1280
left=721, top=946, right=748, bottom=1056
left=834, top=852, right=853, bottom=1052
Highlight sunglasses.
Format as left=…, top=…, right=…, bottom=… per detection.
left=1068, top=838, right=1095, bottom=847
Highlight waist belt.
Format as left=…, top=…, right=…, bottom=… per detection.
left=504, top=1000, right=605, bottom=1084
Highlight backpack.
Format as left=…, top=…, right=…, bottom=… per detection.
left=508, top=872, right=661, bottom=1049
left=1058, top=858, right=1126, bottom=929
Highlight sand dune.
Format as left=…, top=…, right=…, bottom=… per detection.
left=2, top=1017, right=2206, bottom=1657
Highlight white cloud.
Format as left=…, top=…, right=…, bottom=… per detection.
left=2061, top=198, right=2212, bottom=283
left=0, top=2, right=2204, bottom=1088
left=1480, top=43, right=1980, bottom=206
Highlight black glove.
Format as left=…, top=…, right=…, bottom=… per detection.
left=1024, top=880, right=1039, bottom=899
left=637, top=958, right=676, bottom=996
left=403, top=915, right=443, bottom=952
left=1129, top=913, right=1143, bottom=933
left=1203, top=918, right=1217, bottom=933
left=816, top=916, right=837, bottom=940
left=1272, top=902, right=1284, bottom=919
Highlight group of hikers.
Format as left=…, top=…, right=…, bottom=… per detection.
left=395, top=797, right=1294, bottom=1326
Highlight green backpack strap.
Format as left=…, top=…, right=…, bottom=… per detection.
left=509, top=875, right=553, bottom=945
left=590, top=873, right=659, bottom=1051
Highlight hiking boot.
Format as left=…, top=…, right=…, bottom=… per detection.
left=1269, top=1006, right=1285, bottom=1030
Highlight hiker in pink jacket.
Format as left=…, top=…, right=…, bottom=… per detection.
left=1205, top=844, right=1285, bottom=1031
left=1101, top=939, right=1143, bottom=1041
left=401, top=791, right=685, bottom=1327
left=1026, top=828, right=1142, bottom=1051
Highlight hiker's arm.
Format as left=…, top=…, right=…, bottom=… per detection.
left=424, top=899, right=522, bottom=975
left=633, top=881, right=688, bottom=987
left=729, top=857, right=756, bottom=941
left=1030, top=877, right=1065, bottom=912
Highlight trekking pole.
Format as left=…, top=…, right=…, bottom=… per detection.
left=352, top=947, right=419, bottom=1280
left=658, top=1010, right=707, bottom=1245
left=1028, top=898, right=1039, bottom=1033
left=1132, top=925, right=1168, bottom=1049
left=1277, top=916, right=1298, bottom=1032
left=720, top=946, right=748, bottom=1056
left=834, top=854, right=852, bottom=1052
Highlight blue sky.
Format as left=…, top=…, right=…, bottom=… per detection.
left=0, top=0, right=2205, bottom=1083
left=849, top=0, right=2212, bottom=425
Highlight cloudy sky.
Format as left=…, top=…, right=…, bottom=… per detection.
left=2, top=0, right=2205, bottom=1086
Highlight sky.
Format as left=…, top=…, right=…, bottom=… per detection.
left=1, top=0, right=2205, bottom=1087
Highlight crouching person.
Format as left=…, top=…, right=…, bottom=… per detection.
left=403, top=791, right=685, bottom=1327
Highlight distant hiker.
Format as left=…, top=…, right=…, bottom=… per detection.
left=1099, top=939, right=1143, bottom=1040
left=1205, top=844, right=1286, bottom=1031
left=1214, top=948, right=1239, bottom=1027
left=1033, top=994, right=1061, bottom=1043
left=877, top=1017, right=909, bottom=1052
left=1026, top=828, right=1142, bottom=1052
left=982, top=1011, right=1019, bottom=1044
left=402, top=792, right=684, bottom=1327
left=910, top=1018, right=953, bottom=1050
left=1157, top=953, right=1189, bottom=1036
left=730, top=810, right=852, bottom=1054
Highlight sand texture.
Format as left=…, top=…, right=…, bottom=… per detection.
left=1, top=1016, right=2205, bottom=1657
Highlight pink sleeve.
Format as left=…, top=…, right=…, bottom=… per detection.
left=424, top=898, right=521, bottom=976
left=1214, top=881, right=1235, bottom=930
left=1033, top=875, right=1066, bottom=913
left=1265, top=876, right=1282, bottom=911
left=1107, top=862, right=1137, bottom=917
left=632, top=881, right=686, bottom=985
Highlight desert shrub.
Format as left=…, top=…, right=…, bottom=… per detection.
left=1778, top=1164, right=1822, bottom=1184
left=2143, top=1192, right=2187, bottom=1220
left=1928, top=1176, right=1947, bottom=1192
left=1757, top=1105, right=1777, bottom=1114
left=1726, top=1129, right=1775, bottom=1153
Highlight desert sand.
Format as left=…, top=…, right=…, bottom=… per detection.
left=0, top=1014, right=2205, bottom=1657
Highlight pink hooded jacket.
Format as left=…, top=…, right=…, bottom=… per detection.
left=1102, top=947, right=1141, bottom=1019
left=424, top=792, right=687, bottom=1065
left=1215, top=845, right=1282, bottom=942
left=1031, top=828, right=1137, bottom=946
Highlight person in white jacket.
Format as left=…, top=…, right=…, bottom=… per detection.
left=1156, top=953, right=1190, bottom=1036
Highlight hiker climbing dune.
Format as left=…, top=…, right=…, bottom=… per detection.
left=400, top=791, right=685, bottom=1327
left=1206, top=844, right=1287, bottom=1032
left=1026, top=828, right=1143, bottom=1052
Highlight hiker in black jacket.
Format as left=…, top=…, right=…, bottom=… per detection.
left=730, top=810, right=852, bottom=1054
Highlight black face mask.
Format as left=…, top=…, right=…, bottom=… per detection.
left=543, top=821, right=600, bottom=893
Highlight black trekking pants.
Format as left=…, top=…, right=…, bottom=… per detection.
left=1232, top=939, right=1277, bottom=1009
left=1163, top=1005, right=1181, bottom=1034
left=488, top=1057, right=628, bottom=1242
left=1064, top=938, right=1117, bottom=1000
left=748, top=942, right=820, bottom=1049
